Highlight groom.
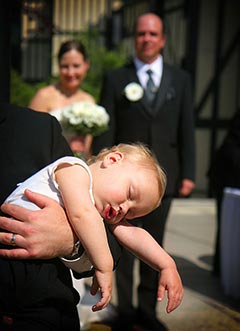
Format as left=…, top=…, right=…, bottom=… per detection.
left=93, top=13, right=195, bottom=331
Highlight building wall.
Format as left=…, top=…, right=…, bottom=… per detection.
left=52, top=0, right=108, bottom=75
left=195, top=0, right=240, bottom=194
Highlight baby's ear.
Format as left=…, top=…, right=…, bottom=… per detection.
left=103, top=151, right=124, bottom=167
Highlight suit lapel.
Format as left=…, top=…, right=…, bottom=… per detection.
left=124, top=63, right=153, bottom=118
left=124, top=62, right=175, bottom=118
left=153, top=64, right=173, bottom=113
left=127, top=63, right=155, bottom=116
left=136, top=63, right=174, bottom=117
left=127, top=63, right=139, bottom=84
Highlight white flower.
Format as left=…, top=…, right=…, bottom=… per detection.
left=124, top=82, right=144, bottom=102
left=60, top=102, right=109, bottom=137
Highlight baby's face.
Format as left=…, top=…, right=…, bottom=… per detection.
left=94, top=160, right=160, bottom=224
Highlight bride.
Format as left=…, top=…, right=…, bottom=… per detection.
left=29, top=39, right=94, bottom=159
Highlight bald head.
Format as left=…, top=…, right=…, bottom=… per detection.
left=136, top=13, right=163, bottom=28
left=134, top=13, right=166, bottom=64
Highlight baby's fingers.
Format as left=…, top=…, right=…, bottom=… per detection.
left=90, top=275, right=111, bottom=312
left=92, top=297, right=108, bottom=312
left=90, top=275, right=99, bottom=296
left=92, top=290, right=111, bottom=312
left=157, top=284, right=165, bottom=302
left=166, top=287, right=184, bottom=313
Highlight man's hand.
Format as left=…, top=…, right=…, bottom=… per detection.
left=178, top=179, right=195, bottom=197
left=0, top=189, right=75, bottom=259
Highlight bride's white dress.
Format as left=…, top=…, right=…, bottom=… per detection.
left=49, top=107, right=65, bottom=122
left=49, top=107, right=86, bottom=154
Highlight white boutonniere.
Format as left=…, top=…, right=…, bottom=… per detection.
left=124, top=82, right=144, bottom=102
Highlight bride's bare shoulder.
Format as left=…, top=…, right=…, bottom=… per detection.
left=29, top=85, right=59, bottom=112
left=77, top=90, right=95, bottom=103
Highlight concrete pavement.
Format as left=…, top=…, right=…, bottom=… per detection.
left=156, top=198, right=240, bottom=331
left=74, top=198, right=240, bottom=331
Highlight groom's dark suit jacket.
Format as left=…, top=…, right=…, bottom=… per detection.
left=93, top=61, right=195, bottom=195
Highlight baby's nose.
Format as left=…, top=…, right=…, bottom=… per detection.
left=117, top=206, right=123, bottom=214
left=119, top=202, right=129, bottom=215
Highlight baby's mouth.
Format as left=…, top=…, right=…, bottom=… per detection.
left=105, top=205, right=117, bottom=220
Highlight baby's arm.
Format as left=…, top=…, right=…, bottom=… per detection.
left=55, top=163, right=113, bottom=311
left=111, top=221, right=183, bottom=313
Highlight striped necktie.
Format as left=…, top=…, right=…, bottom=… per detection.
left=145, top=69, right=156, bottom=103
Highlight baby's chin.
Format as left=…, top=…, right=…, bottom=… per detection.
left=104, top=219, right=113, bottom=225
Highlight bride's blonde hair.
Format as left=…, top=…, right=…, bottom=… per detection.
left=88, top=143, right=166, bottom=208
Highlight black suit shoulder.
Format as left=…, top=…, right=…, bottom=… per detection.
left=0, top=103, right=72, bottom=203
left=104, top=61, right=191, bottom=84
left=163, top=63, right=191, bottom=80
left=1, top=102, right=54, bottom=123
left=104, top=63, right=133, bottom=79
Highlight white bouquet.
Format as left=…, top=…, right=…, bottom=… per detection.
left=61, top=102, right=110, bottom=136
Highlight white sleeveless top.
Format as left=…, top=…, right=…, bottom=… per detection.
left=5, top=156, right=94, bottom=274
left=6, top=156, right=94, bottom=209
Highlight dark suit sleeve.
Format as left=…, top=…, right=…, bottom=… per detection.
left=179, top=72, right=195, bottom=181
left=92, top=71, right=116, bottom=154
left=221, top=110, right=240, bottom=169
left=50, top=115, right=73, bottom=159
left=209, top=110, right=240, bottom=191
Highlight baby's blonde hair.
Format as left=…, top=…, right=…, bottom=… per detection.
left=89, top=143, right=166, bottom=208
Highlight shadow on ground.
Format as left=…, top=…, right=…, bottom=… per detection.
left=173, top=255, right=240, bottom=312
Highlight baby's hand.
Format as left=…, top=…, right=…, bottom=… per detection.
left=90, top=270, right=112, bottom=311
left=157, top=265, right=183, bottom=313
